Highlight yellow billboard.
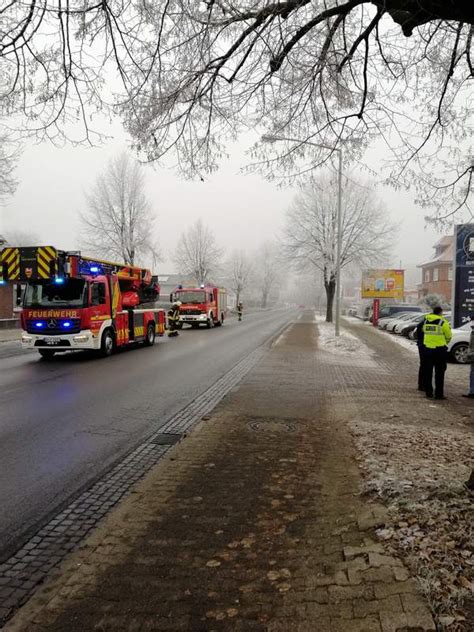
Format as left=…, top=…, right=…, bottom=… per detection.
left=361, top=269, right=404, bottom=299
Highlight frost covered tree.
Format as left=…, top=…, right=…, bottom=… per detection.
left=421, top=293, right=447, bottom=309
left=81, top=153, right=160, bottom=266
left=283, top=174, right=394, bottom=322
left=3, top=230, right=40, bottom=246
left=175, top=219, right=222, bottom=285
left=255, top=242, right=281, bottom=309
left=227, top=250, right=253, bottom=307
left=0, top=2, right=472, bottom=217
left=0, top=132, right=19, bottom=203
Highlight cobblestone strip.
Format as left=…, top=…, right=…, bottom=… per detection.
left=159, top=347, right=266, bottom=434
left=0, top=346, right=266, bottom=627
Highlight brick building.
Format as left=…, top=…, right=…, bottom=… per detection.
left=418, top=236, right=453, bottom=302
left=0, top=283, right=22, bottom=323
left=0, top=285, right=13, bottom=318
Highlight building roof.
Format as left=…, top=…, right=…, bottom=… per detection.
left=159, top=273, right=197, bottom=285
left=418, top=236, right=454, bottom=268
left=434, top=235, right=452, bottom=249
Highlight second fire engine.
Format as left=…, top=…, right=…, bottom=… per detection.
left=171, top=284, right=227, bottom=329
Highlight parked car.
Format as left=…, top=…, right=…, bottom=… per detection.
left=392, top=313, right=425, bottom=334
left=386, top=312, right=422, bottom=333
left=447, top=322, right=471, bottom=363
left=397, top=313, right=425, bottom=336
left=378, top=311, right=414, bottom=330
left=377, top=317, right=395, bottom=330
left=378, top=304, right=423, bottom=319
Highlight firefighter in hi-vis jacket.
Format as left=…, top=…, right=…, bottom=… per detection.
left=167, top=301, right=181, bottom=337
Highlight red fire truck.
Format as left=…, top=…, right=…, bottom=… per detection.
left=0, top=246, right=166, bottom=359
left=171, top=284, right=227, bottom=329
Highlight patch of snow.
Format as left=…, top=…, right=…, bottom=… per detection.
left=315, top=314, right=363, bottom=354
left=367, top=320, right=419, bottom=354
left=351, top=415, right=474, bottom=630
left=384, top=331, right=418, bottom=353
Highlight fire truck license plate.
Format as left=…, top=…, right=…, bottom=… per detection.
left=44, top=337, right=61, bottom=345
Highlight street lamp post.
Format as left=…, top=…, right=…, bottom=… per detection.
left=261, top=134, right=343, bottom=336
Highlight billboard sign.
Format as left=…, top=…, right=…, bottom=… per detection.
left=452, top=224, right=474, bottom=328
left=361, top=269, right=404, bottom=299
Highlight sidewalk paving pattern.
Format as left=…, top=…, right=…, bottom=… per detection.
left=0, top=329, right=21, bottom=343
left=5, top=314, right=436, bottom=631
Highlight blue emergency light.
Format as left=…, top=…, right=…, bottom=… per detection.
left=62, top=321, right=72, bottom=329
left=54, top=277, right=65, bottom=285
left=90, top=266, right=99, bottom=274
left=0, top=280, right=5, bottom=286
left=35, top=322, right=45, bottom=328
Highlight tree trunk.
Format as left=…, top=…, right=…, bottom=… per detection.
left=325, top=280, right=336, bottom=323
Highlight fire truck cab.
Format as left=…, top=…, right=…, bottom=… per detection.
left=171, top=284, right=227, bottom=329
left=0, top=246, right=166, bottom=359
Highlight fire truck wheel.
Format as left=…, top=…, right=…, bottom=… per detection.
left=100, top=329, right=115, bottom=357
left=144, top=323, right=156, bottom=346
left=215, top=312, right=224, bottom=327
left=38, top=349, right=55, bottom=360
left=206, top=314, right=214, bottom=328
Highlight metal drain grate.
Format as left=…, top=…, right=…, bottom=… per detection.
left=149, top=433, right=183, bottom=445
left=246, top=416, right=299, bottom=433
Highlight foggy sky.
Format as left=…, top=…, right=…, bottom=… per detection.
left=0, top=120, right=440, bottom=288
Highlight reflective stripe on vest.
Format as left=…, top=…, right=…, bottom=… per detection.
left=422, top=316, right=448, bottom=348
left=422, top=323, right=443, bottom=336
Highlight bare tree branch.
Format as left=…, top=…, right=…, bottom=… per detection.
left=0, top=128, right=19, bottom=202
left=174, top=218, right=223, bottom=285
left=80, top=152, right=160, bottom=266
left=254, top=242, right=281, bottom=308
left=283, top=173, right=395, bottom=322
left=226, top=249, right=253, bottom=306
left=0, top=1, right=473, bottom=218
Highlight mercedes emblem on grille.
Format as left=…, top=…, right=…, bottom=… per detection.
left=47, top=319, right=57, bottom=329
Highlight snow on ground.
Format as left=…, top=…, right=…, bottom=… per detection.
left=377, top=328, right=418, bottom=353
left=340, top=317, right=474, bottom=629
left=348, top=385, right=474, bottom=629
left=352, top=418, right=474, bottom=630
left=353, top=316, right=420, bottom=353
left=314, top=314, right=365, bottom=354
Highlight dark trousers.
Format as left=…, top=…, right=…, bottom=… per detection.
left=417, top=347, right=425, bottom=390
left=423, top=347, right=447, bottom=397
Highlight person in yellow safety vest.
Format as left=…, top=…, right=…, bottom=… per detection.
left=422, top=305, right=452, bottom=400
left=167, top=301, right=181, bottom=337
left=237, top=301, right=243, bottom=322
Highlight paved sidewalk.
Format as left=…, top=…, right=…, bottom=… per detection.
left=5, top=315, right=435, bottom=631
left=0, top=328, right=21, bottom=343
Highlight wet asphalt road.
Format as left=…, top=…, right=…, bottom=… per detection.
left=0, top=309, right=293, bottom=559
